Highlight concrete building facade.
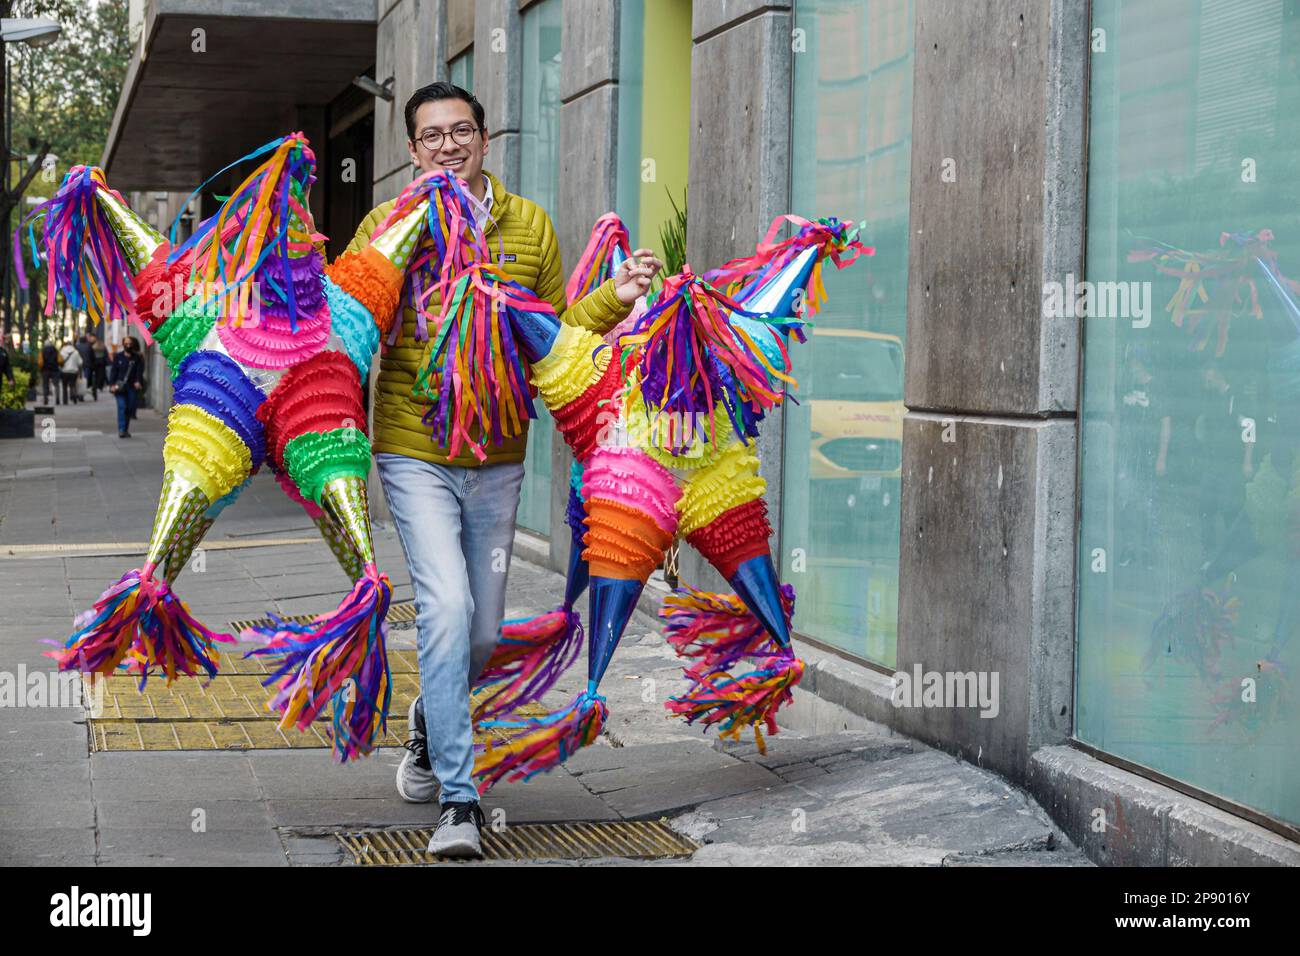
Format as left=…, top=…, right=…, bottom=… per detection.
left=102, top=0, right=1300, bottom=864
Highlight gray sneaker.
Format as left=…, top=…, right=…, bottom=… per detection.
left=428, top=801, right=484, bottom=858
left=396, top=697, right=438, bottom=803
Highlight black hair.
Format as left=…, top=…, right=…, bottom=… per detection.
left=404, top=82, right=486, bottom=140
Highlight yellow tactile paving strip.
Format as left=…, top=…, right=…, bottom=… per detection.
left=337, top=820, right=700, bottom=864
left=86, top=648, right=545, bottom=753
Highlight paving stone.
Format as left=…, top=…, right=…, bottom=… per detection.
left=97, top=825, right=287, bottom=867
left=0, top=826, right=97, bottom=865
left=89, top=752, right=260, bottom=802
left=567, top=741, right=781, bottom=819
left=96, top=797, right=274, bottom=833
left=0, top=797, right=95, bottom=830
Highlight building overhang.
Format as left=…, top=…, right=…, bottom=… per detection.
left=102, top=0, right=376, bottom=192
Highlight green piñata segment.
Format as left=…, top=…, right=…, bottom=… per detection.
left=154, top=295, right=219, bottom=377
left=283, top=427, right=373, bottom=504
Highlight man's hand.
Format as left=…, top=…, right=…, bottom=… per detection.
left=613, top=248, right=664, bottom=305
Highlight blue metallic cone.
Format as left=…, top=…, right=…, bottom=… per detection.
left=728, top=553, right=791, bottom=648
left=608, top=244, right=629, bottom=282
left=733, top=245, right=819, bottom=317
left=510, top=308, right=563, bottom=363
left=563, top=524, right=591, bottom=609
left=587, top=576, right=645, bottom=687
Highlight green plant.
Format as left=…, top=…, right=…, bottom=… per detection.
left=1, top=369, right=29, bottom=410
left=656, top=186, right=687, bottom=294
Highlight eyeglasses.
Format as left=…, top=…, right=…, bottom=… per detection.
left=416, top=124, right=481, bottom=151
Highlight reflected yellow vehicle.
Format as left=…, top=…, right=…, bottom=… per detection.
left=807, top=327, right=904, bottom=484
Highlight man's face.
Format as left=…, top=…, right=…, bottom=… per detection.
left=407, top=99, right=488, bottom=183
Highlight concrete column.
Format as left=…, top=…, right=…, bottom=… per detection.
left=372, top=0, right=448, bottom=205
left=541, top=0, right=623, bottom=572
left=677, top=0, right=792, bottom=593
left=368, top=0, right=448, bottom=523
left=895, top=0, right=1087, bottom=783
left=446, top=0, right=474, bottom=59
left=474, top=0, right=523, bottom=191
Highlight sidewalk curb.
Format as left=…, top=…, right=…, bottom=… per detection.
left=1028, top=745, right=1300, bottom=866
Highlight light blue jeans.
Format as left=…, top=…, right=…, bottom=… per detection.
left=376, top=452, right=525, bottom=803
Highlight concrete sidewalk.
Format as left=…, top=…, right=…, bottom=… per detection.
left=0, top=402, right=1090, bottom=865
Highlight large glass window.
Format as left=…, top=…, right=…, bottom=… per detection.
left=781, top=0, right=913, bottom=666
left=449, top=49, right=473, bottom=92
left=1078, top=0, right=1300, bottom=828
left=516, top=0, right=562, bottom=534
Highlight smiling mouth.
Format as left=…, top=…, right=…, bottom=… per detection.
left=439, top=157, right=467, bottom=168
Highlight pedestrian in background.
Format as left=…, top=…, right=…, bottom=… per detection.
left=76, top=334, right=95, bottom=400
left=40, top=340, right=59, bottom=404
left=0, top=342, right=14, bottom=386
left=89, top=334, right=107, bottom=399
left=58, top=340, right=82, bottom=404
left=107, top=335, right=144, bottom=438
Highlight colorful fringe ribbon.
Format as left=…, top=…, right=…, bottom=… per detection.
left=1128, top=230, right=1300, bottom=356
left=168, top=132, right=323, bottom=331
left=661, top=583, right=796, bottom=680
left=50, top=569, right=235, bottom=687
left=666, top=653, right=804, bottom=752
left=245, top=563, right=392, bottom=762
left=472, top=608, right=584, bottom=722
left=22, top=165, right=155, bottom=338
left=620, top=269, right=803, bottom=449
left=566, top=212, right=631, bottom=305
left=473, top=690, right=608, bottom=792
left=1144, top=584, right=1239, bottom=682
left=374, top=168, right=489, bottom=344
left=706, top=214, right=873, bottom=319
left=415, top=263, right=546, bottom=461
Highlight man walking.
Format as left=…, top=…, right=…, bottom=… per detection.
left=76, top=334, right=94, bottom=399
left=89, top=334, right=108, bottom=400
left=40, top=340, right=59, bottom=405
left=346, top=82, right=660, bottom=857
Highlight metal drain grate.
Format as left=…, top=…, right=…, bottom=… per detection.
left=228, top=601, right=418, bottom=633
left=84, top=648, right=544, bottom=752
left=336, top=820, right=699, bottom=864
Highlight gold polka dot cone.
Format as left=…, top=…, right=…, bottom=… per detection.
left=312, top=508, right=365, bottom=581
left=144, top=471, right=211, bottom=574
left=319, top=475, right=376, bottom=569
left=163, top=516, right=214, bottom=584
left=369, top=201, right=428, bottom=271
left=95, top=179, right=166, bottom=275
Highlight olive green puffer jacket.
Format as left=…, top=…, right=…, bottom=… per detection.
left=346, top=170, right=632, bottom=466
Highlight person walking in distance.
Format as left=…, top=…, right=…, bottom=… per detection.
left=40, top=340, right=59, bottom=405
left=89, top=334, right=108, bottom=400
left=59, top=340, right=83, bottom=404
left=107, top=336, right=145, bottom=438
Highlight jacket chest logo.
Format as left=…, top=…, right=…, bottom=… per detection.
left=497, top=253, right=517, bottom=263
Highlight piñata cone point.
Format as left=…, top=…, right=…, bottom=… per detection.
left=144, top=471, right=212, bottom=576
left=94, top=176, right=166, bottom=276
left=587, top=576, right=646, bottom=689
left=728, top=553, right=792, bottom=648
left=319, top=475, right=376, bottom=568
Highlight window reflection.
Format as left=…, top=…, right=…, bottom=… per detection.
left=782, top=0, right=913, bottom=666
left=1078, top=0, right=1300, bottom=828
